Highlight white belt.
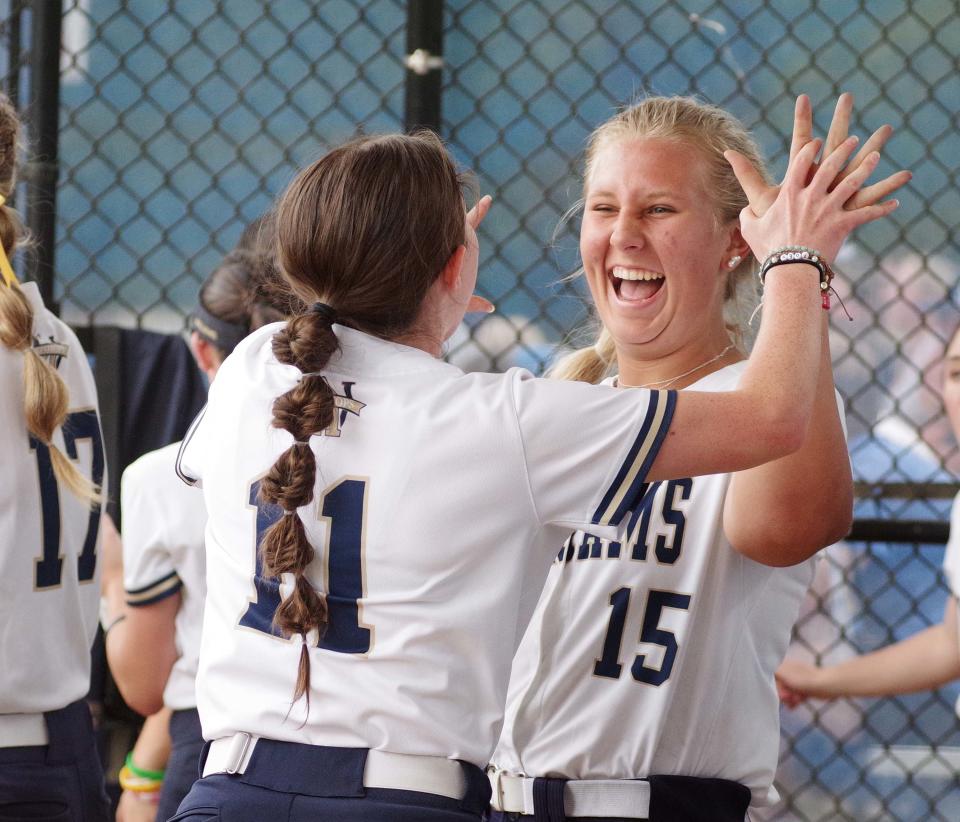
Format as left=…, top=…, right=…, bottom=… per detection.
left=203, top=733, right=468, bottom=800
left=0, top=713, right=49, bottom=747
left=489, top=770, right=650, bottom=819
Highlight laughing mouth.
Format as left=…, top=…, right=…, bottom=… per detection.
left=611, top=266, right=664, bottom=301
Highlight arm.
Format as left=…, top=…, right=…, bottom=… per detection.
left=100, top=513, right=179, bottom=716
left=723, top=94, right=909, bottom=564
left=723, top=313, right=852, bottom=566
left=116, top=708, right=172, bottom=822
left=648, top=126, right=899, bottom=483
left=777, top=597, right=960, bottom=703
left=648, top=264, right=819, bottom=481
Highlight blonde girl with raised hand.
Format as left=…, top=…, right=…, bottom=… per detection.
left=172, top=125, right=882, bottom=821
left=776, top=322, right=960, bottom=709
left=488, top=94, right=909, bottom=822
left=0, top=93, right=110, bottom=821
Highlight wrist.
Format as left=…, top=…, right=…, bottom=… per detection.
left=121, top=786, right=162, bottom=805
left=119, top=751, right=165, bottom=801
left=126, top=751, right=166, bottom=781
left=807, top=664, right=837, bottom=698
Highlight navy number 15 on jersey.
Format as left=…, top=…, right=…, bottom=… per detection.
left=594, top=588, right=691, bottom=686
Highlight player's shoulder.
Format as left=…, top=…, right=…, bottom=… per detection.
left=212, top=320, right=292, bottom=397
left=126, top=440, right=207, bottom=529
left=687, top=360, right=747, bottom=392
left=123, top=441, right=183, bottom=487
left=222, top=320, right=284, bottom=372
left=20, top=281, right=92, bottom=367
left=453, top=366, right=557, bottom=409
left=507, top=366, right=628, bottom=406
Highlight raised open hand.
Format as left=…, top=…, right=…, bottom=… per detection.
left=728, top=133, right=898, bottom=265
left=466, top=194, right=494, bottom=313
left=467, top=194, right=491, bottom=231
left=790, top=93, right=910, bottom=209
left=736, top=94, right=910, bottom=222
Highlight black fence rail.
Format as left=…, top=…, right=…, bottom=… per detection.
left=3, top=2, right=959, bottom=819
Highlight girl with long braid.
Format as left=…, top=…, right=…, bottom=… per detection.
left=0, top=93, right=110, bottom=820
left=174, top=124, right=893, bottom=820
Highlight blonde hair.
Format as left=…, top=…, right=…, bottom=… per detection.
left=554, top=96, right=771, bottom=384
left=0, top=94, right=100, bottom=504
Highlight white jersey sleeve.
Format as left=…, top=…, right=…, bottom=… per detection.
left=0, top=282, right=106, bottom=714
left=511, top=370, right=675, bottom=533
left=941, top=491, right=960, bottom=600
left=122, top=442, right=208, bottom=709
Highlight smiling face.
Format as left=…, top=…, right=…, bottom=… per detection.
left=580, top=137, right=742, bottom=368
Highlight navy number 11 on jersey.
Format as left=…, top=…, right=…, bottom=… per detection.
left=241, top=477, right=372, bottom=654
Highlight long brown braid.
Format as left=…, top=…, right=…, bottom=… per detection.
left=260, top=131, right=468, bottom=705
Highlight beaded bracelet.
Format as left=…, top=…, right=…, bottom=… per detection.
left=758, top=246, right=835, bottom=310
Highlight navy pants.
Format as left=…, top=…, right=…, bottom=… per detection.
left=487, top=774, right=751, bottom=822
left=170, top=739, right=492, bottom=821
left=0, top=700, right=111, bottom=822
left=157, top=708, right=205, bottom=821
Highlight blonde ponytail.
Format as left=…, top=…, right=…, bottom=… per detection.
left=0, top=283, right=101, bottom=504
left=0, top=93, right=100, bottom=505
left=548, top=326, right=617, bottom=384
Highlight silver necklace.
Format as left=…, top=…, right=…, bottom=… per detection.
left=615, top=344, right=735, bottom=390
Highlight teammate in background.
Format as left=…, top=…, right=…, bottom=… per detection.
left=489, top=94, right=910, bottom=821
left=174, top=126, right=883, bottom=820
left=776, top=322, right=960, bottom=708
left=98, top=247, right=286, bottom=820
left=0, top=93, right=110, bottom=820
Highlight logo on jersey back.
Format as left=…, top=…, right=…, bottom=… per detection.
left=32, top=334, right=69, bottom=369
left=325, top=381, right=364, bottom=437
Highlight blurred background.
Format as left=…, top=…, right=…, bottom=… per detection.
left=2, top=2, right=959, bottom=819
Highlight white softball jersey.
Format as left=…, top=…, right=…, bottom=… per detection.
left=940, top=492, right=960, bottom=700
left=122, top=441, right=207, bottom=709
left=493, top=363, right=834, bottom=808
left=178, top=322, right=675, bottom=766
left=0, top=281, right=105, bottom=714
left=940, top=492, right=960, bottom=597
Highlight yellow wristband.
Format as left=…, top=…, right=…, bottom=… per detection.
left=118, top=764, right=164, bottom=793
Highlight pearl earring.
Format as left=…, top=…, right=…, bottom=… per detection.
left=727, top=255, right=742, bottom=269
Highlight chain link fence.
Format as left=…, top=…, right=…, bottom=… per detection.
left=3, top=1, right=960, bottom=818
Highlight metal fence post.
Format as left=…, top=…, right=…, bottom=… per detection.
left=404, top=0, right=443, bottom=133
left=4, top=0, right=24, bottom=107
left=23, top=0, right=61, bottom=308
